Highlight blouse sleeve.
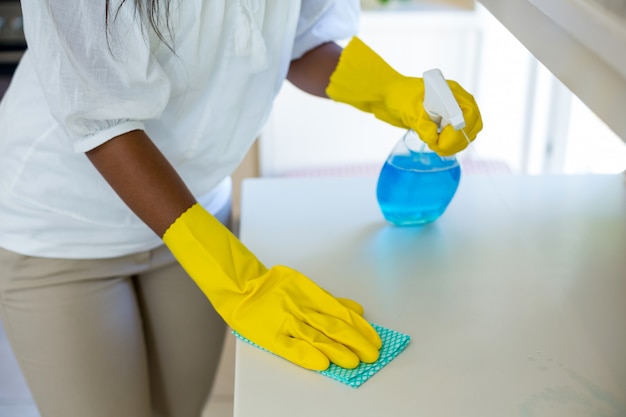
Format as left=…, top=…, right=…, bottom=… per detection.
left=20, top=0, right=171, bottom=152
left=291, top=0, right=361, bottom=60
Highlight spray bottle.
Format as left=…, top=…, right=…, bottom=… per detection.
left=376, top=68, right=465, bottom=226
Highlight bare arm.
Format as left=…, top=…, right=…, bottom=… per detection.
left=287, top=42, right=343, bottom=98
left=85, top=43, right=343, bottom=236
left=85, top=130, right=196, bottom=237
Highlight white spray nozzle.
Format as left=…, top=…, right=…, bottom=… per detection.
left=423, top=68, right=465, bottom=131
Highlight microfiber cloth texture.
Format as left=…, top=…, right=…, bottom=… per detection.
left=233, top=323, right=410, bottom=388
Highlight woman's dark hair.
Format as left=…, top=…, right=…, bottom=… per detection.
left=105, top=0, right=174, bottom=50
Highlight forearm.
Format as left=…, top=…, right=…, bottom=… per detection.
left=85, top=129, right=196, bottom=237
left=287, top=41, right=342, bottom=98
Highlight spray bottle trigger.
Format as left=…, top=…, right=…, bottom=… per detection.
left=423, top=68, right=466, bottom=131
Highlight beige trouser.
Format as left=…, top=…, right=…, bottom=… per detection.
left=0, top=212, right=230, bottom=417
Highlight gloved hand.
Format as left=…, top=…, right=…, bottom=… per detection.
left=326, top=37, right=483, bottom=156
left=163, top=203, right=382, bottom=371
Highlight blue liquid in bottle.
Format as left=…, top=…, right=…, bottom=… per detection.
left=376, top=136, right=461, bottom=226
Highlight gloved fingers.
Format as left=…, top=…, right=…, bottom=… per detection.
left=287, top=318, right=362, bottom=369
left=435, top=113, right=483, bottom=156
left=336, top=297, right=365, bottom=316
left=314, top=292, right=383, bottom=352
left=436, top=126, right=471, bottom=156
left=266, top=266, right=381, bottom=362
left=461, top=105, right=483, bottom=141
left=343, top=309, right=383, bottom=359
left=272, top=333, right=332, bottom=371
left=303, top=310, right=381, bottom=364
left=432, top=111, right=483, bottom=156
left=448, top=80, right=477, bottom=110
left=423, top=85, right=483, bottom=156
left=450, top=79, right=483, bottom=140
left=346, top=309, right=383, bottom=351
left=412, top=109, right=439, bottom=146
left=291, top=274, right=382, bottom=350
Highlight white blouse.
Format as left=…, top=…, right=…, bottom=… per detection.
left=0, top=0, right=360, bottom=258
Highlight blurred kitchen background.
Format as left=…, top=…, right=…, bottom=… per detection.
left=1, top=1, right=625, bottom=416
left=265, top=0, right=626, bottom=177
left=231, top=0, right=626, bottom=225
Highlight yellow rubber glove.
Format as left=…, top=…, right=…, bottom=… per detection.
left=326, top=37, right=483, bottom=156
left=163, top=203, right=382, bottom=371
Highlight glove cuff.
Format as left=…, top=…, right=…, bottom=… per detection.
left=163, top=203, right=268, bottom=306
left=326, top=37, right=403, bottom=113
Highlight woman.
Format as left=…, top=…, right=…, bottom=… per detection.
left=0, top=1, right=482, bottom=416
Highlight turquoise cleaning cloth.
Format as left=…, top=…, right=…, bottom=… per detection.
left=233, top=323, right=410, bottom=388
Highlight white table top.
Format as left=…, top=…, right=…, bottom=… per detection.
left=235, top=174, right=626, bottom=417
